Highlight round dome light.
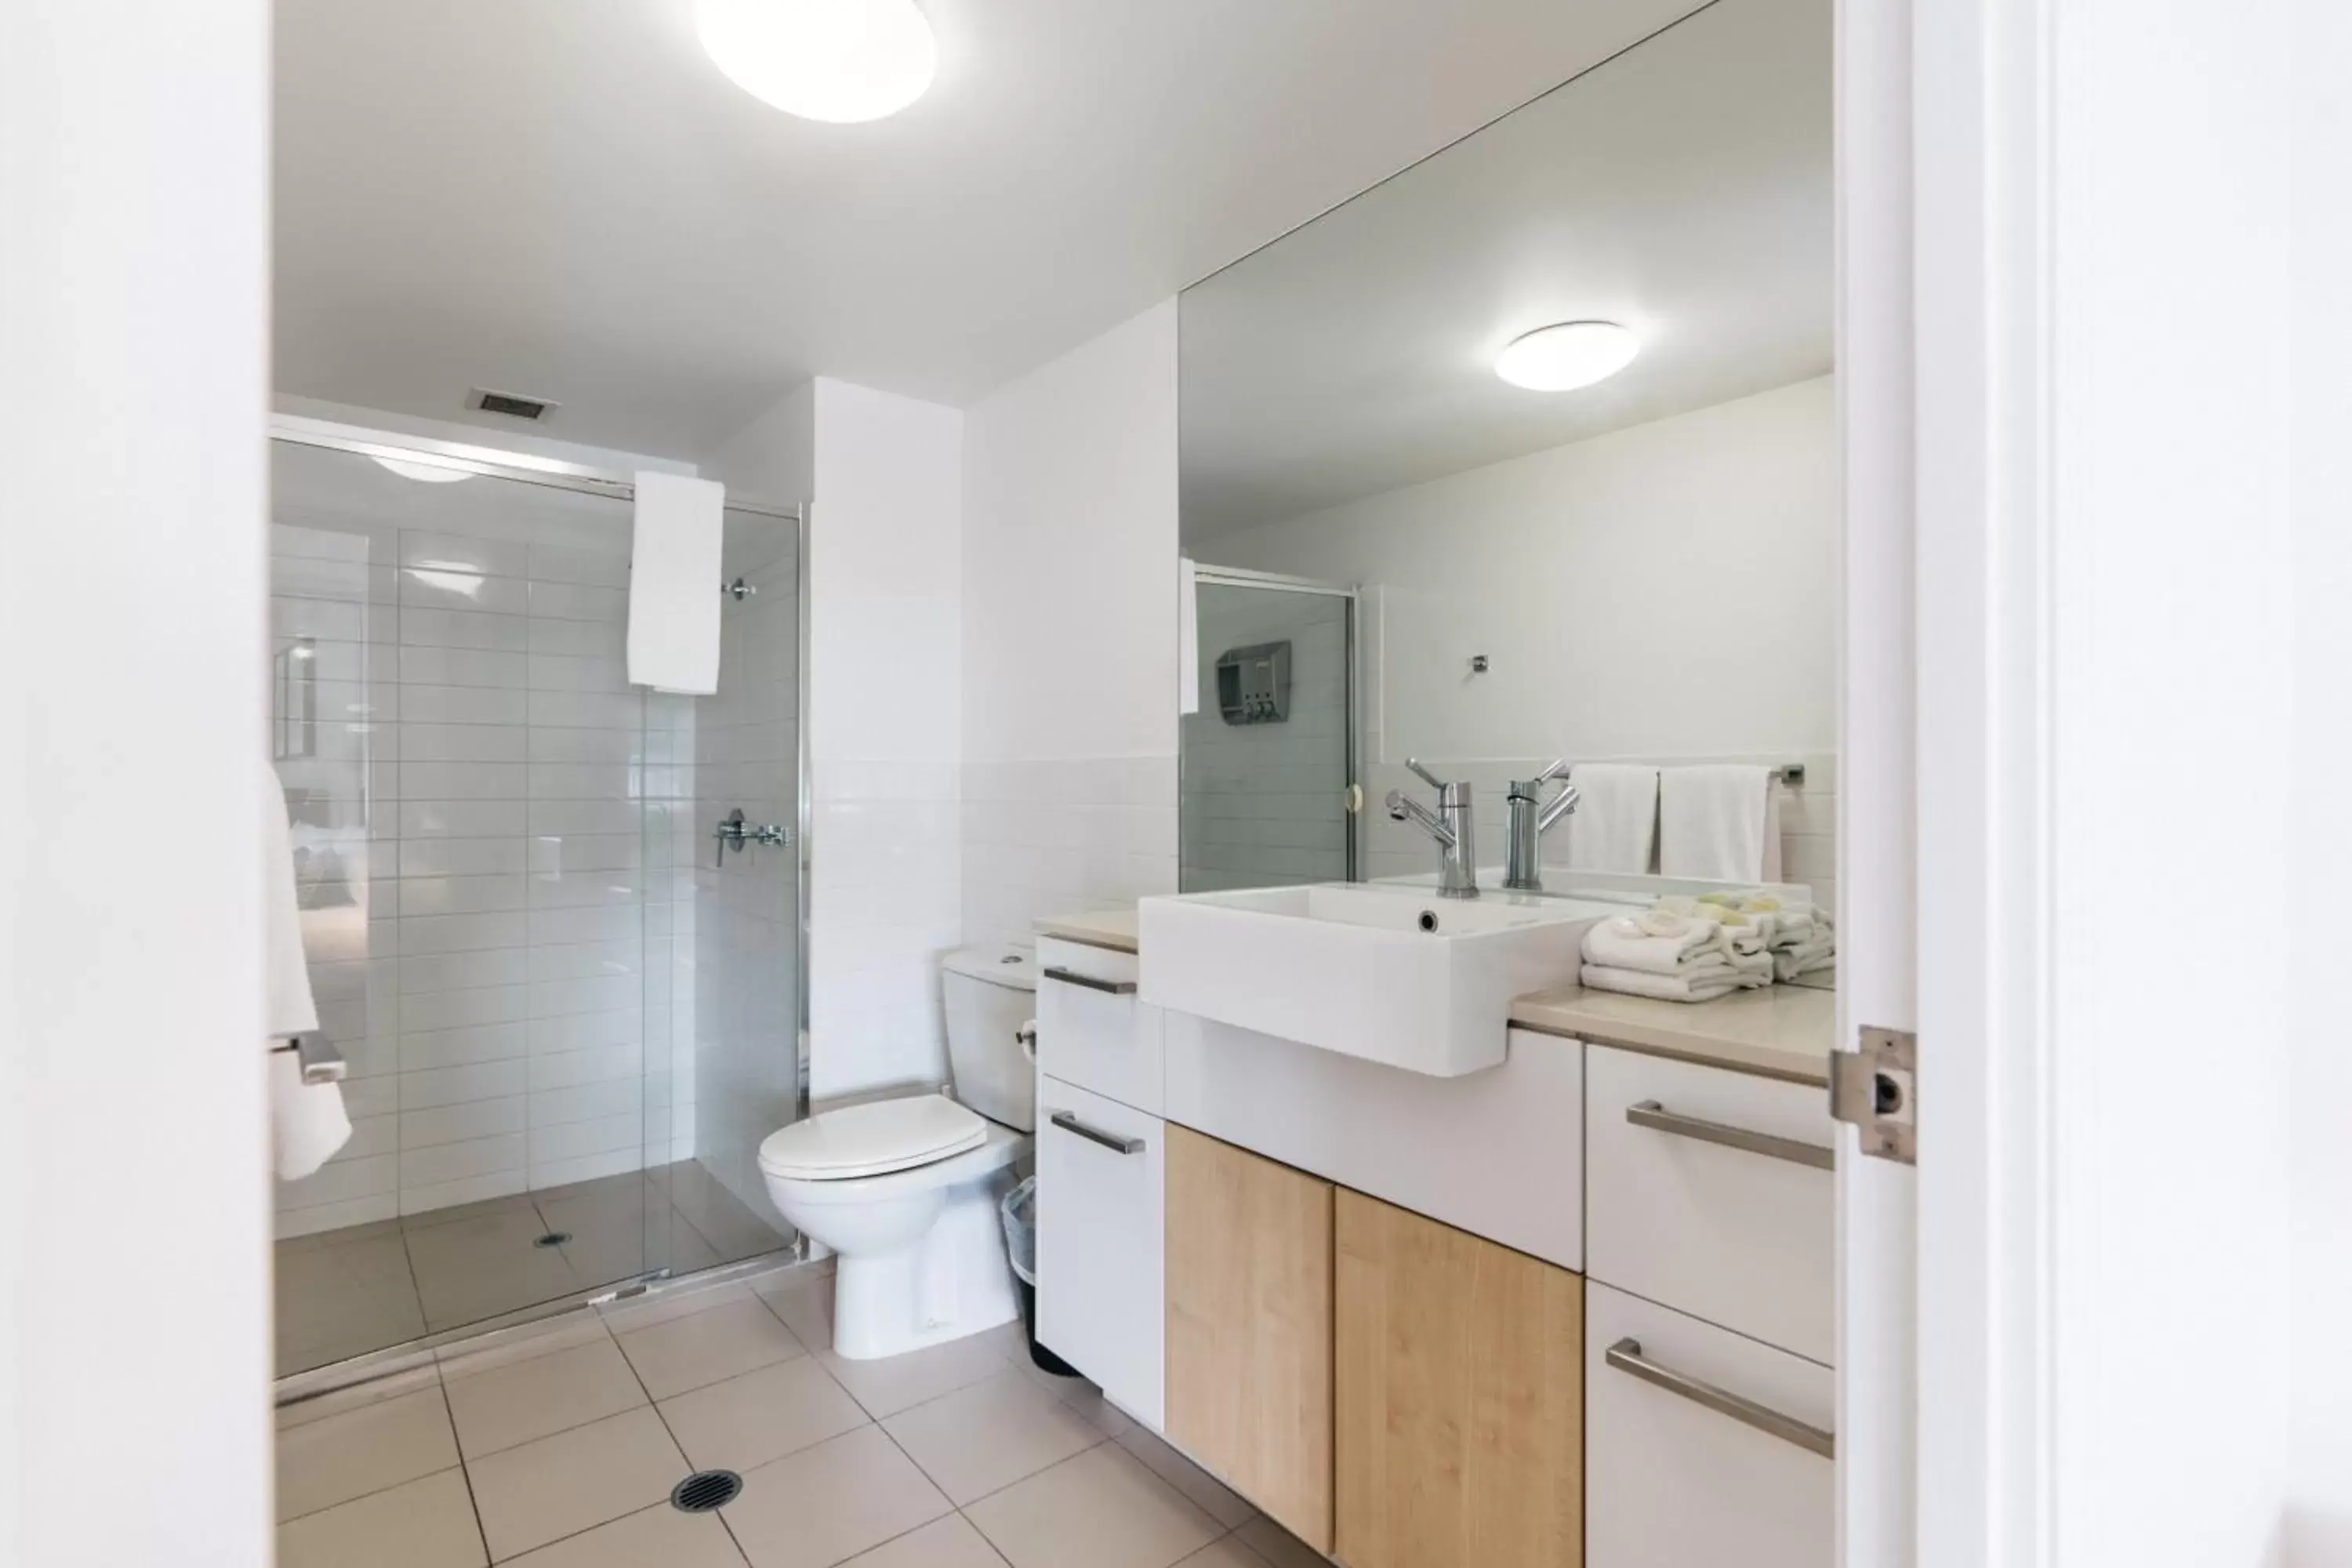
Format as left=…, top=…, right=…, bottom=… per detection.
left=372, top=456, right=474, bottom=484
left=1494, top=321, right=1641, bottom=391
left=697, top=0, right=937, bottom=125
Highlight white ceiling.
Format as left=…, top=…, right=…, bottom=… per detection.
left=1178, top=0, right=1832, bottom=539
left=272, top=0, right=1707, bottom=459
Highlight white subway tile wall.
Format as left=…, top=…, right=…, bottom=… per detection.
left=1178, top=585, right=1352, bottom=892
left=961, top=757, right=1178, bottom=947
left=268, top=460, right=804, bottom=1242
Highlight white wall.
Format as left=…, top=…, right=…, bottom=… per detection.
left=1207, top=376, right=1838, bottom=902
left=2, top=0, right=273, bottom=1557
left=713, top=378, right=965, bottom=1101
left=2289, top=0, right=2352, bottom=1556
left=961, top=301, right=1183, bottom=942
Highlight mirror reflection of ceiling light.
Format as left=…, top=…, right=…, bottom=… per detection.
left=697, top=0, right=937, bottom=124
left=372, top=456, right=474, bottom=484
left=405, top=568, right=486, bottom=599
left=1494, top=321, right=1641, bottom=391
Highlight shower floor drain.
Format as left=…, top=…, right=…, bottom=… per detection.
left=671, top=1471, right=742, bottom=1513
left=531, top=1231, right=572, bottom=1249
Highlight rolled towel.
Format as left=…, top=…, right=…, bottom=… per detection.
left=1725, top=948, right=1777, bottom=987
left=1775, top=946, right=1836, bottom=982
left=1583, top=913, right=1734, bottom=976
left=1581, top=964, right=1744, bottom=1003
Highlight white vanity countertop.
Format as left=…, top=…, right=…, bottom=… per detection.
left=1035, top=906, right=1835, bottom=1085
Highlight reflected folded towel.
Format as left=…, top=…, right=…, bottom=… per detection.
left=1775, top=946, right=1836, bottom=982
left=1582, top=913, right=1734, bottom=975
left=1580, top=964, right=1744, bottom=1003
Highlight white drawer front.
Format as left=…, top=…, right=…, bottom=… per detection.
left=1585, top=1044, right=1835, bottom=1363
left=1036, top=937, right=1164, bottom=1115
left=1034, top=1076, right=1164, bottom=1431
left=1586, top=1282, right=1833, bottom=1568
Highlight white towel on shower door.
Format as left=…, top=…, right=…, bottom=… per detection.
left=263, top=760, right=350, bottom=1179
left=1658, top=764, right=1784, bottom=882
left=1563, top=763, right=1660, bottom=873
left=626, top=471, right=726, bottom=695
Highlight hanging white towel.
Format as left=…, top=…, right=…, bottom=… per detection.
left=263, top=761, right=349, bottom=1179
left=1177, top=557, right=1201, bottom=717
left=1563, top=763, right=1660, bottom=873
left=626, top=471, right=726, bottom=695
left=1658, top=764, right=1784, bottom=882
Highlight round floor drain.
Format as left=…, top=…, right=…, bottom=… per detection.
left=531, top=1231, right=572, bottom=1249
left=670, top=1470, right=742, bottom=1513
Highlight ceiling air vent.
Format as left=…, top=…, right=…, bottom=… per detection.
left=467, top=387, right=559, bottom=422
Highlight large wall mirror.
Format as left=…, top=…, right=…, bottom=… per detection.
left=1177, top=0, right=1835, bottom=935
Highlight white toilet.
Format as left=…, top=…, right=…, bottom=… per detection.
left=757, top=943, right=1039, bottom=1360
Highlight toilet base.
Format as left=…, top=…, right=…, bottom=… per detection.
left=829, top=1178, right=1019, bottom=1360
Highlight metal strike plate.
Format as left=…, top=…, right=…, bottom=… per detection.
left=1830, top=1025, right=1916, bottom=1165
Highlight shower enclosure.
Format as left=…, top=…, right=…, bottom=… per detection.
left=268, top=420, right=809, bottom=1381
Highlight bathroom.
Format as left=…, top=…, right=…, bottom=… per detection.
left=9, top=0, right=2345, bottom=1566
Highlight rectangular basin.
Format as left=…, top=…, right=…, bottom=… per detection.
left=1138, top=884, right=1615, bottom=1076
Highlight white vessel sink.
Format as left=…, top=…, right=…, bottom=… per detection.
left=1138, top=884, right=1617, bottom=1076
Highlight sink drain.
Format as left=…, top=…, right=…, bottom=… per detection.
left=671, top=1470, right=742, bottom=1512
left=531, top=1231, right=572, bottom=1249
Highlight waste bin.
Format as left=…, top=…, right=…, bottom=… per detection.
left=1000, top=1176, right=1078, bottom=1377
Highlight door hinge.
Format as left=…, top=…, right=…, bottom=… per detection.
left=1830, top=1025, right=1916, bottom=1165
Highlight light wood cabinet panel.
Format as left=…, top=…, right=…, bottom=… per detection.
left=1335, top=1190, right=1583, bottom=1568
left=1165, top=1123, right=1334, bottom=1552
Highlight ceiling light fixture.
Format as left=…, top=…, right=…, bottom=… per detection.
left=372, top=456, right=474, bottom=484
left=696, top=0, right=937, bottom=124
left=1494, top=321, right=1641, bottom=392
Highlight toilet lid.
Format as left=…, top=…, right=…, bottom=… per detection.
left=757, top=1094, right=988, bottom=1181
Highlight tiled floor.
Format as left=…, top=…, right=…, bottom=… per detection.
left=277, top=1161, right=792, bottom=1376
left=275, top=1265, right=1327, bottom=1568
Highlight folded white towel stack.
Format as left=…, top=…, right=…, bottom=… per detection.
left=1578, top=909, right=1769, bottom=1003
left=1563, top=763, right=1660, bottom=873
left=1659, top=764, right=1784, bottom=882
left=626, top=471, right=726, bottom=695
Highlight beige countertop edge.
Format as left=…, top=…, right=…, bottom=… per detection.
left=1031, top=908, right=1834, bottom=1087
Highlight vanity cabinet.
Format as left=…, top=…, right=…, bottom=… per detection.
left=1035, top=1077, right=1165, bottom=1430
left=1335, top=1192, right=1583, bottom=1568
left=1164, top=1124, right=1335, bottom=1553
left=1584, top=1281, right=1834, bottom=1568
left=1035, top=936, right=1164, bottom=1115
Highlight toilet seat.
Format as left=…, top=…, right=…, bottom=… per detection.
left=757, top=1094, right=987, bottom=1182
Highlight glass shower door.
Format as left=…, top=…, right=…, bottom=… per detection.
left=1179, top=574, right=1356, bottom=892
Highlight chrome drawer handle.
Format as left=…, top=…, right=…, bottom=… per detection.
left=1625, top=1100, right=1833, bottom=1171
left=1605, top=1338, right=1835, bottom=1458
left=1049, top=1110, right=1145, bottom=1155
left=1042, top=966, right=1138, bottom=996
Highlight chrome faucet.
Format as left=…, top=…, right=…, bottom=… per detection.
left=1502, top=758, right=1579, bottom=892
left=1386, top=758, right=1479, bottom=899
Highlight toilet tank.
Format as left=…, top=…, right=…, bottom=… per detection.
left=941, top=944, right=1039, bottom=1132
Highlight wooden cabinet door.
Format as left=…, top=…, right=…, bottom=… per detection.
left=1335, top=1189, right=1583, bottom=1568
left=1165, top=1123, right=1334, bottom=1552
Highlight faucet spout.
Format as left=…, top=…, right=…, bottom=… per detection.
left=1385, top=789, right=1457, bottom=848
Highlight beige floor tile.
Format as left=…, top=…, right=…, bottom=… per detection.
left=618, top=1294, right=805, bottom=1398
left=437, top=1314, right=611, bottom=1382
left=1171, top=1542, right=1272, bottom=1568
left=500, top=1500, right=748, bottom=1567
left=277, top=1468, right=486, bottom=1568
left=880, top=1371, right=1105, bottom=1505
left=466, top=1406, right=689, bottom=1561
left=277, top=1385, right=460, bottom=1522
left=445, top=1336, right=649, bottom=1458
left=659, top=1356, right=870, bottom=1473
left=749, top=1271, right=835, bottom=1345
left=1114, top=1428, right=1256, bottom=1530
left=1231, top=1518, right=1333, bottom=1568
left=839, top=1515, right=1012, bottom=1568
left=600, top=1278, right=757, bottom=1335
left=720, top=1425, right=953, bottom=1568
left=964, top=1444, right=1220, bottom=1568
left=275, top=1362, right=441, bottom=1431
left=760, top=1283, right=1013, bottom=1421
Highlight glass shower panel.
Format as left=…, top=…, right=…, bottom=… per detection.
left=267, top=440, right=798, bottom=1380
left=1179, top=580, right=1354, bottom=892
